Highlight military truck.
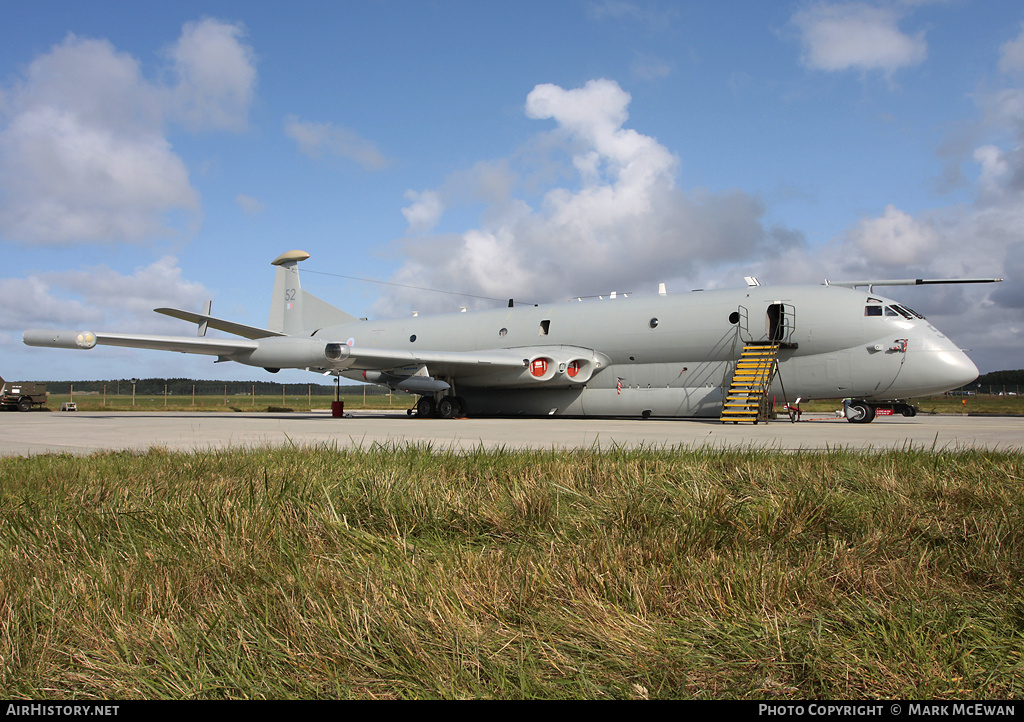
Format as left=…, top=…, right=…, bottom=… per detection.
left=0, top=376, right=47, bottom=411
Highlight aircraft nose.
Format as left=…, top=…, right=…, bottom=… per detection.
left=898, top=334, right=979, bottom=396
left=946, top=349, right=980, bottom=389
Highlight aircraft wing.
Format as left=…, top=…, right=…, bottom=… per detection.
left=21, top=328, right=528, bottom=368
left=23, top=330, right=258, bottom=356
left=23, top=327, right=605, bottom=389
left=22, top=328, right=551, bottom=369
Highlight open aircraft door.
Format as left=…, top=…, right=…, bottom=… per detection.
left=765, top=303, right=795, bottom=344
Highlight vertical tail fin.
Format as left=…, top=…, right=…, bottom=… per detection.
left=269, top=250, right=358, bottom=335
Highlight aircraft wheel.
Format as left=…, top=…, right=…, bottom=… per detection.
left=415, top=397, right=436, bottom=418
left=436, top=396, right=461, bottom=419
left=846, top=401, right=875, bottom=424
left=902, top=406, right=918, bottom=417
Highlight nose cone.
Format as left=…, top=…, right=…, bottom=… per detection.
left=946, top=350, right=980, bottom=389
left=893, top=333, right=979, bottom=397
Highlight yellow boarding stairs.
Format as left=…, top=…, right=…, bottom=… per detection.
left=720, top=342, right=781, bottom=424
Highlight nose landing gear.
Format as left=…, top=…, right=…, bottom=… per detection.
left=845, top=400, right=876, bottom=423
left=844, top=399, right=918, bottom=423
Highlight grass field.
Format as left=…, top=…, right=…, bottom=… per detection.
left=2, top=444, right=1023, bottom=699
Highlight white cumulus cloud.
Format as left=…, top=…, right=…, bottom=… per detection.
left=0, top=19, right=256, bottom=246
left=378, top=79, right=795, bottom=316
left=401, top=190, right=444, bottom=233
left=0, top=256, right=210, bottom=333
left=791, top=2, right=927, bottom=77
left=999, top=23, right=1024, bottom=76
left=166, top=19, right=257, bottom=132
left=848, top=204, right=937, bottom=266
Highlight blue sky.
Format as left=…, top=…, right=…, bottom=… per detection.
left=2, top=0, right=1023, bottom=383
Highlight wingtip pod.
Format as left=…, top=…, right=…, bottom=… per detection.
left=24, top=330, right=97, bottom=349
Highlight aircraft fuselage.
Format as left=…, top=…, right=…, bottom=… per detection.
left=321, top=284, right=977, bottom=418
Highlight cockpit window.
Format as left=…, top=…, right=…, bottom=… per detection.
left=871, top=301, right=925, bottom=320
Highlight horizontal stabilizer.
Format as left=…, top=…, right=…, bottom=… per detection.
left=155, top=307, right=285, bottom=339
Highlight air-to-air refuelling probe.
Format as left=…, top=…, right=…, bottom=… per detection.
left=24, top=250, right=1000, bottom=423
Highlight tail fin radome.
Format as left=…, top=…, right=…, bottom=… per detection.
left=269, top=250, right=358, bottom=335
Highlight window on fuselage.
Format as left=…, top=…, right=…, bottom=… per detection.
left=865, top=305, right=883, bottom=316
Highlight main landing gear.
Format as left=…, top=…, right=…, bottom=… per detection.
left=844, top=399, right=918, bottom=423
left=409, top=394, right=466, bottom=419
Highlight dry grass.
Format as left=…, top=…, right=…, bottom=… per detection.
left=2, top=445, right=1023, bottom=699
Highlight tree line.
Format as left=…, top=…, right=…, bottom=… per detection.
left=37, top=378, right=389, bottom=396
left=952, top=369, right=1024, bottom=394
left=30, top=369, right=1024, bottom=397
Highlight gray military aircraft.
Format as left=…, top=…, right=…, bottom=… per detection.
left=23, top=250, right=1000, bottom=423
